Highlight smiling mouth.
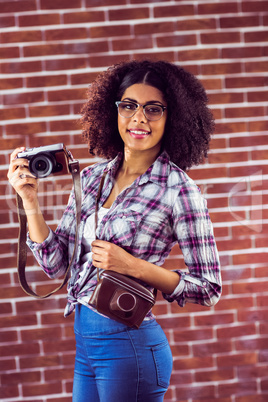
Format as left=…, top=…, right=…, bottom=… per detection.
left=128, top=129, right=151, bottom=138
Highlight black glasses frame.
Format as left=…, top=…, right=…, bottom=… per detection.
left=115, top=101, right=167, bottom=121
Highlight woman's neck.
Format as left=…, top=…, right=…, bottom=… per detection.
left=120, top=148, right=160, bottom=177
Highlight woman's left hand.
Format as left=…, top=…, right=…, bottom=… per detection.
left=91, top=240, right=136, bottom=276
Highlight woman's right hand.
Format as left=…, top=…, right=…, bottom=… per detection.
left=7, top=147, right=39, bottom=211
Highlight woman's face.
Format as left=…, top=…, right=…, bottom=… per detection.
left=117, top=83, right=167, bottom=156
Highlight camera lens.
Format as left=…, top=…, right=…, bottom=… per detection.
left=29, top=154, right=54, bottom=178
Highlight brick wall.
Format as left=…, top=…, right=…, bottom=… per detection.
left=0, top=0, right=267, bottom=401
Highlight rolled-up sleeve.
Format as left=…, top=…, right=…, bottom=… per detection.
left=162, top=182, right=221, bottom=307
left=26, top=189, right=76, bottom=279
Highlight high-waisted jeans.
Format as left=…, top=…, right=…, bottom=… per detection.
left=73, top=304, right=173, bottom=402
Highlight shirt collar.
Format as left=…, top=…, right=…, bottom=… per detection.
left=105, top=150, right=171, bottom=186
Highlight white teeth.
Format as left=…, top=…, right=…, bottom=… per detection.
left=130, top=130, right=149, bottom=135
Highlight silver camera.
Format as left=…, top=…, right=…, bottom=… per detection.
left=17, top=143, right=71, bottom=178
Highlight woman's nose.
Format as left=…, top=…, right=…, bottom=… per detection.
left=132, top=105, right=148, bottom=122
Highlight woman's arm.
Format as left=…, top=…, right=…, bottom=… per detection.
left=8, top=147, right=69, bottom=278
left=91, top=239, right=180, bottom=294
left=7, top=147, right=50, bottom=243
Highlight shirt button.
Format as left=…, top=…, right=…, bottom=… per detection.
left=203, top=282, right=207, bottom=287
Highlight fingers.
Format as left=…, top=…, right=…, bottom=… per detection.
left=10, top=147, right=25, bottom=162
left=8, top=147, right=29, bottom=179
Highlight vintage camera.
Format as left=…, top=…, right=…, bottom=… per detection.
left=17, top=143, right=72, bottom=178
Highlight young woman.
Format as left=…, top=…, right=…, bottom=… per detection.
left=8, top=60, right=221, bottom=402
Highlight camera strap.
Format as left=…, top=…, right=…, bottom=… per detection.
left=16, top=159, right=81, bottom=298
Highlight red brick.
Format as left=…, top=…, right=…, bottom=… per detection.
left=109, top=7, right=149, bottom=20
left=193, top=340, right=232, bottom=357
left=238, top=308, right=268, bottom=323
left=218, top=380, right=257, bottom=397
left=230, top=164, right=268, bottom=178
left=174, top=356, right=214, bottom=371
left=45, top=27, right=87, bottom=41
left=249, top=120, right=268, bottom=132
left=220, top=16, right=260, bottom=29
left=1, top=384, right=19, bottom=399
left=45, top=57, right=87, bottom=71
left=113, top=36, right=153, bottom=52
left=188, top=166, right=228, bottom=181
left=195, top=367, right=234, bottom=382
left=27, top=74, right=67, bottom=88
left=236, top=396, right=268, bottom=402
left=242, top=1, right=268, bottom=12
left=45, top=367, right=73, bottom=381
left=230, top=134, right=267, bottom=148
left=0, top=329, right=17, bottom=343
left=215, top=296, right=254, bottom=311
left=173, top=328, right=213, bottom=342
left=64, top=10, right=105, bottom=23
left=233, top=281, right=268, bottom=295
left=202, top=62, right=242, bottom=75
left=1, top=30, right=42, bottom=43
left=194, top=313, right=234, bottom=327
left=222, top=45, right=264, bottom=59
left=2, top=371, right=41, bottom=385
left=0, top=341, right=40, bottom=357
left=235, top=337, right=268, bottom=352
left=0, top=15, right=15, bottom=28
left=70, top=71, right=100, bottom=85
left=90, top=24, right=130, bottom=38
left=20, top=355, right=61, bottom=369
left=176, top=18, right=217, bottom=31
left=157, top=316, right=191, bottom=330
left=245, top=60, right=268, bottom=73
left=19, top=13, right=60, bottom=27
left=201, top=31, right=241, bottom=45
left=225, top=106, right=265, bottom=118
left=43, top=338, right=75, bottom=354
left=0, top=107, right=26, bottom=121
left=1, top=60, right=42, bottom=74
left=23, top=381, right=62, bottom=397
left=0, top=77, right=23, bottom=90
left=208, top=150, right=248, bottom=164
left=157, top=34, right=197, bottom=48
left=29, top=104, right=70, bottom=118
left=198, top=2, right=238, bottom=15
left=0, top=46, right=20, bottom=59
left=0, top=358, right=16, bottom=371
left=89, top=54, right=132, bottom=68
left=6, top=121, right=47, bottom=136
left=23, top=43, right=64, bottom=57
left=226, top=76, right=267, bottom=89
left=215, top=122, right=247, bottom=134
left=48, top=88, right=85, bottom=102
left=154, top=4, right=194, bottom=18
left=175, top=384, right=216, bottom=400
left=0, top=0, right=36, bottom=13
left=40, top=0, right=81, bottom=9
left=245, top=30, right=268, bottom=43
left=50, top=119, right=79, bottom=132
left=134, top=21, right=175, bottom=35
left=247, top=90, right=268, bottom=103
left=217, top=352, right=258, bottom=368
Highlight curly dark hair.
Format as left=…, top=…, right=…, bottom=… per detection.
left=80, top=60, right=214, bottom=171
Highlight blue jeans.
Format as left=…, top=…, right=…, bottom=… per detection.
left=73, top=304, right=173, bottom=402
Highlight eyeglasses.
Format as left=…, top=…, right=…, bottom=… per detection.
left=115, top=101, right=167, bottom=121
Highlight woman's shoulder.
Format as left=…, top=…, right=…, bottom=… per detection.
left=81, top=159, right=110, bottom=181
left=167, top=159, right=198, bottom=190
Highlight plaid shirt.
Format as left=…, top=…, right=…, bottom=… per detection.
left=27, top=151, right=221, bottom=317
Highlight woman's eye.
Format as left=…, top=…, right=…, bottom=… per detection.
left=124, top=103, right=136, bottom=111
left=146, top=106, right=161, bottom=114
